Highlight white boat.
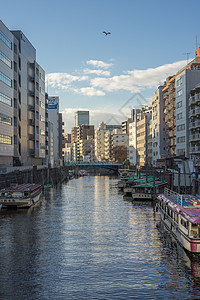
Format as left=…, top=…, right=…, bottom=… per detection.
left=157, top=188, right=200, bottom=254
left=0, top=183, right=42, bottom=208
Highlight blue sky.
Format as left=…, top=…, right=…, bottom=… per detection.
left=2, top=0, right=200, bottom=131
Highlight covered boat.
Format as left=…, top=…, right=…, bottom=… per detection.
left=0, top=183, right=42, bottom=208
left=157, top=188, right=200, bottom=254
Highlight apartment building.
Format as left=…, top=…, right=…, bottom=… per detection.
left=163, top=48, right=200, bottom=159
left=136, top=108, right=152, bottom=167
left=95, top=122, right=108, bottom=161
left=71, top=125, right=94, bottom=162
left=189, top=84, right=200, bottom=170
left=0, top=20, right=46, bottom=167
left=152, top=85, right=167, bottom=166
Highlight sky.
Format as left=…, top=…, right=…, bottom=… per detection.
left=1, top=0, right=200, bottom=132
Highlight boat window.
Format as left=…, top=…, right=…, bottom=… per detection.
left=180, top=217, right=188, bottom=229
left=191, top=224, right=199, bottom=238
left=12, top=192, right=23, bottom=198
left=24, top=191, right=29, bottom=196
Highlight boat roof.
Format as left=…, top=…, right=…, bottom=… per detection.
left=133, top=181, right=167, bottom=188
left=159, top=193, right=200, bottom=224
left=0, top=183, right=41, bottom=193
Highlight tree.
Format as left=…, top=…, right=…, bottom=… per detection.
left=112, top=145, right=128, bottom=162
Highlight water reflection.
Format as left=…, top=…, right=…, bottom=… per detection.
left=0, top=176, right=200, bottom=299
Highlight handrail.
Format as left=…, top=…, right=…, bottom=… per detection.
left=164, top=187, right=182, bottom=206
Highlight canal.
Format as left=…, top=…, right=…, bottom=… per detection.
left=0, top=176, right=200, bottom=299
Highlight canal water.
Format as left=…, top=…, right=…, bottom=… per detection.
left=0, top=176, right=200, bottom=299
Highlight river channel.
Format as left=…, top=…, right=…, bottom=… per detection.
left=0, top=176, right=200, bottom=299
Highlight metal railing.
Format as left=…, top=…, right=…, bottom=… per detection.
left=164, top=187, right=183, bottom=206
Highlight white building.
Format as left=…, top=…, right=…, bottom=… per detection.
left=152, top=85, right=167, bottom=166
left=129, top=121, right=137, bottom=165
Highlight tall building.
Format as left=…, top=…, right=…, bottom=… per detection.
left=136, top=107, right=152, bottom=167
left=71, top=125, right=94, bottom=162
left=163, top=50, right=200, bottom=158
left=48, top=96, right=59, bottom=164
left=152, top=85, right=167, bottom=166
left=189, top=84, right=200, bottom=171
left=129, top=121, right=137, bottom=165
left=75, top=111, right=89, bottom=126
left=58, top=113, right=64, bottom=161
left=0, top=20, right=46, bottom=167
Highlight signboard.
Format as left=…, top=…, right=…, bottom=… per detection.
left=48, top=98, right=57, bottom=109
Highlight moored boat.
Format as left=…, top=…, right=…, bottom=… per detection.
left=157, top=188, right=200, bottom=254
left=131, top=181, right=167, bottom=201
left=0, top=183, right=42, bottom=209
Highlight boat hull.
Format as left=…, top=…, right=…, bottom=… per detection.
left=132, top=193, right=153, bottom=201
left=158, top=206, right=200, bottom=254
left=0, top=191, right=41, bottom=209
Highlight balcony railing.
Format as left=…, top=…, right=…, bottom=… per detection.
left=195, top=120, right=200, bottom=127
left=189, top=121, right=196, bottom=129
left=189, top=109, right=196, bottom=117
left=189, top=96, right=195, bottom=106
left=189, top=133, right=200, bottom=141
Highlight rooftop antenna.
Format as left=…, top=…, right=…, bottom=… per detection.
left=183, top=52, right=191, bottom=64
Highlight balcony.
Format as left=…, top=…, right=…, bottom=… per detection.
left=28, top=119, right=35, bottom=126
left=189, top=109, right=196, bottom=117
left=28, top=134, right=35, bottom=141
left=189, top=96, right=195, bottom=106
left=195, top=146, right=200, bottom=153
left=189, top=121, right=196, bottom=129
left=189, top=133, right=200, bottom=142
left=195, top=120, right=200, bottom=128
left=196, top=107, right=200, bottom=115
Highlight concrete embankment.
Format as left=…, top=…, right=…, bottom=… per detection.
left=0, top=166, right=69, bottom=189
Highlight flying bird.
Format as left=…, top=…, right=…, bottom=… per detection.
left=103, top=31, right=111, bottom=36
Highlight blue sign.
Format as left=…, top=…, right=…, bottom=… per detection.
left=48, top=98, right=57, bottom=109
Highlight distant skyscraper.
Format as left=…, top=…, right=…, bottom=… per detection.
left=75, top=111, right=89, bottom=126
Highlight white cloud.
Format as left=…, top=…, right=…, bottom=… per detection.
left=46, top=73, right=88, bottom=90
left=90, top=60, right=186, bottom=93
left=73, top=87, right=105, bottom=96
left=46, top=59, right=187, bottom=96
left=86, top=60, right=113, bottom=69
left=83, top=68, right=111, bottom=76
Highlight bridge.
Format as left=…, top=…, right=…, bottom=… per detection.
left=65, top=162, right=123, bottom=174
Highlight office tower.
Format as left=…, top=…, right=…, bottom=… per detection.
left=75, top=111, right=89, bottom=126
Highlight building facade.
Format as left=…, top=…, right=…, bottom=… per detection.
left=0, top=20, right=46, bottom=167
left=75, top=111, right=89, bottom=127
left=152, top=85, right=167, bottom=166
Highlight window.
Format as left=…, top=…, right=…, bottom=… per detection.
left=14, top=135, right=17, bottom=144
left=0, top=134, right=12, bottom=144
left=177, top=113, right=182, bottom=120
left=177, top=89, right=183, bottom=97
left=0, top=50, right=12, bottom=68
left=40, top=73, right=45, bottom=83
left=0, top=92, right=12, bottom=106
left=36, top=126, right=39, bottom=134
left=177, top=124, right=185, bottom=131
left=0, top=30, right=12, bottom=49
left=177, top=101, right=182, bottom=108
left=0, top=113, right=12, bottom=125
left=176, top=77, right=183, bottom=87
left=177, top=136, right=185, bottom=143
left=36, top=111, right=39, bottom=120
left=40, top=87, right=45, bottom=96
left=40, top=115, right=45, bottom=122
left=40, top=101, right=45, bottom=109
left=40, top=129, right=45, bottom=136
left=0, top=71, right=12, bottom=87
